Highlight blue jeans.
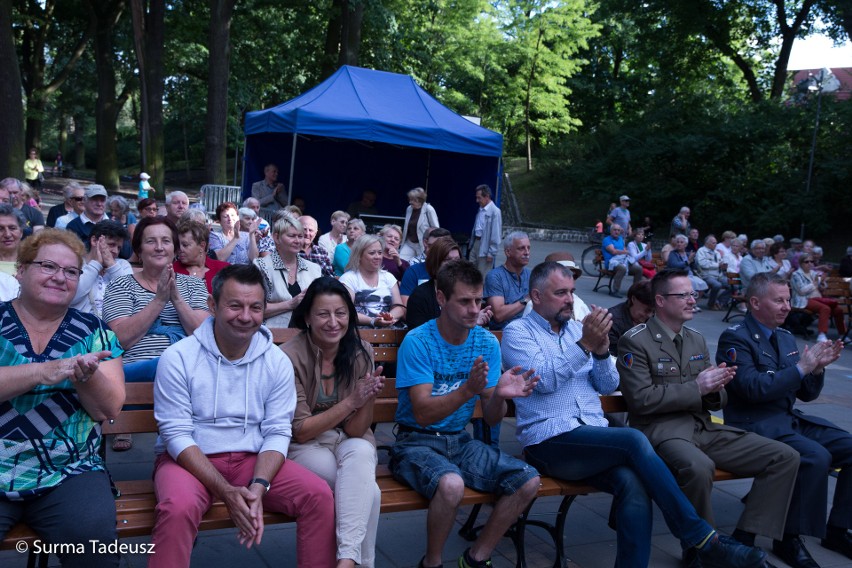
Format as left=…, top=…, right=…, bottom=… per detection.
left=389, top=430, right=538, bottom=500
left=524, top=426, right=713, bottom=568
left=123, top=358, right=159, bottom=410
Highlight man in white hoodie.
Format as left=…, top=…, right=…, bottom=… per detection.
left=150, top=264, right=335, bottom=567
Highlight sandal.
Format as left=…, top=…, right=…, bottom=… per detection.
left=112, top=434, right=133, bottom=452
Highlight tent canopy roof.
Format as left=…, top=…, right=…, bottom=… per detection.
left=244, top=65, right=502, bottom=157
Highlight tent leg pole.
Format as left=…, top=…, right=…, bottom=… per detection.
left=288, top=132, right=297, bottom=206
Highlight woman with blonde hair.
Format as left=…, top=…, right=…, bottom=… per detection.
left=399, top=187, right=439, bottom=262
left=253, top=212, right=322, bottom=327
left=339, top=234, right=405, bottom=327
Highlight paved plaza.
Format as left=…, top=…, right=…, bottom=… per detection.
left=3, top=239, right=852, bottom=567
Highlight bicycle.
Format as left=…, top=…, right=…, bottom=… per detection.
left=581, top=229, right=604, bottom=276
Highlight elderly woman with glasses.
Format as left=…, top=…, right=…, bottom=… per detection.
left=0, top=204, right=25, bottom=276
left=0, top=229, right=125, bottom=567
left=791, top=254, right=848, bottom=343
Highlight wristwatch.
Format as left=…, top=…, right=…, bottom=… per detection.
left=248, top=478, right=271, bottom=493
left=519, top=297, right=529, bottom=306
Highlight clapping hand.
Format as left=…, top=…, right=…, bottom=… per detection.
left=495, top=366, right=539, bottom=399
left=464, top=356, right=489, bottom=396
left=350, top=366, right=385, bottom=409
left=477, top=304, right=493, bottom=327
left=696, top=363, right=737, bottom=395
left=45, top=351, right=113, bottom=385
left=580, top=306, right=612, bottom=356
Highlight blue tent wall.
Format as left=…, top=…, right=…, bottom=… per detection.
left=243, top=132, right=501, bottom=236
left=243, top=66, right=503, bottom=236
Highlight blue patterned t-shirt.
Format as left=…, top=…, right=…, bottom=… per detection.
left=0, top=302, right=123, bottom=500
left=395, top=320, right=501, bottom=432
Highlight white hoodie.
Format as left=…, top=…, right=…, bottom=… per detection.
left=154, top=317, right=295, bottom=460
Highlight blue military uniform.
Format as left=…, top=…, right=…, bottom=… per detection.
left=716, top=314, right=852, bottom=538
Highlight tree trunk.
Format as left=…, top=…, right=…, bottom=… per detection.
left=204, top=0, right=236, bottom=185
left=130, top=0, right=165, bottom=197
left=57, top=113, right=67, bottom=158
left=321, top=0, right=344, bottom=79
left=90, top=0, right=126, bottom=190
left=19, top=0, right=92, bottom=153
left=339, top=0, right=364, bottom=67
left=0, top=0, right=25, bottom=178
left=771, top=0, right=818, bottom=99
left=73, top=114, right=86, bottom=169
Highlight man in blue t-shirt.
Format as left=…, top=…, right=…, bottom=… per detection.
left=606, top=195, right=632, bottom=236
left=602, top=224, right=643, bottom=299
left=390, top=259, right=541, bottom=568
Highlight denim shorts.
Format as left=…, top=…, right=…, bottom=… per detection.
left=389, top=430, right=539, bottom=500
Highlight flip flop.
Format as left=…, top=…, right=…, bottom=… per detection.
left=112, top=434, right=133, bottom=452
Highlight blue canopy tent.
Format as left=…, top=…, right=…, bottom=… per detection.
left=243, top=65, right=503, bottom=236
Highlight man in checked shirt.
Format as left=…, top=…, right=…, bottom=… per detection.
left=501, top=261, right=772, bottom=568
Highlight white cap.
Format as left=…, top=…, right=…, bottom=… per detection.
left=140, top=172, right=150, bottom=180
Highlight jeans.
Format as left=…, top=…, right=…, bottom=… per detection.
left=524, top=426, right=713, bottom=568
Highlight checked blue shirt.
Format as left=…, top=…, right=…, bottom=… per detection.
left=502, top=310, right=619, bottom=448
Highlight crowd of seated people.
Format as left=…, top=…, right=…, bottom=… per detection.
left=5, top=178, right=852, bottom=568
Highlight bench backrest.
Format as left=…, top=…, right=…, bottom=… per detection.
left=105, top=327, right=627, bottom=436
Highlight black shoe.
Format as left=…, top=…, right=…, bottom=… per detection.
left=731, top=529, right=756, bottom=547
left=822, top=527, right=852, bottom=559
left=698, top=534, right=767, bottom=568
left=772, top=536, right=821, bottom=568
left=683, top=546, right=702, bottom=568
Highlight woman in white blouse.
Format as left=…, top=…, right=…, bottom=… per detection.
left=399, top=187, right=439, bottom=262
left=253, top=212, right=321, bottom=327
left=339, top=235, right=406, bottom=327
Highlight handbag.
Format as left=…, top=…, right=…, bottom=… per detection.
left=37, top=172, right=44, bottom=183
left=638, top=259, right=657, bottom=279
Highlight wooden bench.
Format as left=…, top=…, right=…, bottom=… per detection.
left=723, top=272, right=747, bottom=322
left=593, top=248, right=616, bottom=293
left=2, top=328, right=746, bottom=568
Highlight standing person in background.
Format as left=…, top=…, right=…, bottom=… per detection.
left=347, top=190, right=379, bottom=219
left=470, top=184, right=502, bottom=277
left=23, top=148, right=44, bottom=191
left=251, top=163, right=287, bottom=210
left=53, top=150, right=63, bottom=175
left=606, top=195, right=632, bottom=236
left=318, top=210, right=349, bottom=256
left=670, top=206, right=691, bottom=238
left=47, top=182, right=84, bottom=228
left=400, top=187, right=439, bottom=262
left=138, top=172, right=152, bottom=200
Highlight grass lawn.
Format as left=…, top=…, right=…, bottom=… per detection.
left=504, top=156, right=610, bottom=229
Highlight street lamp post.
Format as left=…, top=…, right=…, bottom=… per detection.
left=799, top=68, right=840, bottom=240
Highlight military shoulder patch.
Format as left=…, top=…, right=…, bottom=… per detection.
left=726, top=323, right=743, bottom=331
left=776, top=327, right=792, bottom=335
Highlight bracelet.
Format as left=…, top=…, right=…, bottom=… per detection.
left=592, top=351, right=610, bottom=361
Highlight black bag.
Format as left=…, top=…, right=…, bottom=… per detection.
left=781, top=310, right=814, bottom=337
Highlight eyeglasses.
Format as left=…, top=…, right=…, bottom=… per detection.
left=662, top=291, right=699, bottom=300
left=71, top=197, right=84, bottom=202
left=30, top=260, right=82, bottom=280
left=801, top=260, right=814, bottom=264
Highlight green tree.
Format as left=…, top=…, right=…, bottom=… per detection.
left=0, top=0, right=25, bottom=177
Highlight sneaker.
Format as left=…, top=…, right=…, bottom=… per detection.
left=697, top=533, right=766, bottom=568
left=817, top=333, right=828, bottom=342
left=458, top=548, right=492, bottom=568
left=692, top=306, right=702, bottom=313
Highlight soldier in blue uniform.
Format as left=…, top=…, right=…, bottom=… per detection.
left=717, top=273, right=851, bottom=568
